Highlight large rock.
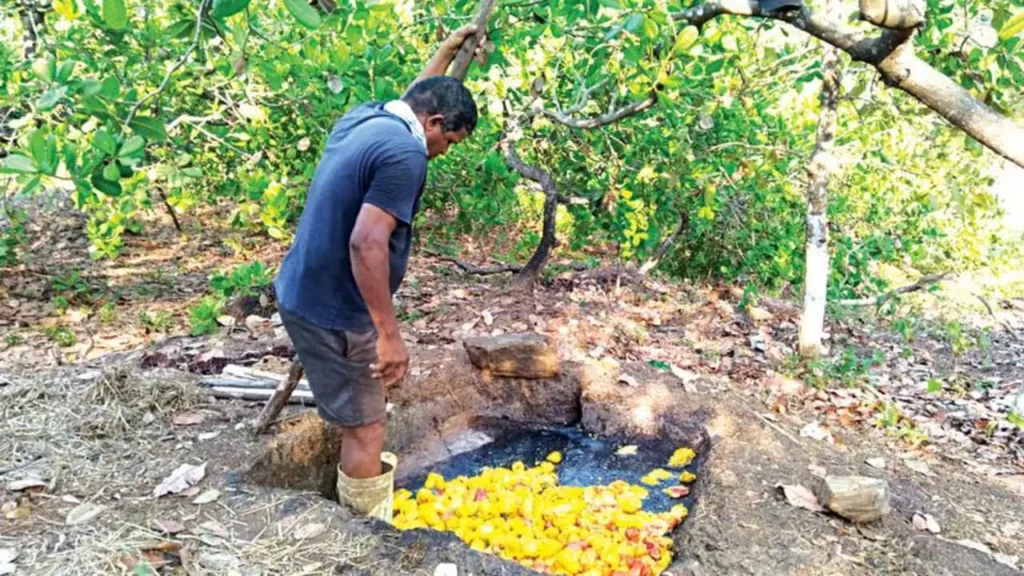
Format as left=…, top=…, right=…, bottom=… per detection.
left=819, top=476, right=891, bottom=523
left=463, top=333, right=560, bottom=379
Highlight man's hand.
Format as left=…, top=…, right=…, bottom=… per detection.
left=371, top=330, right=409, bottom=388
left=414, top=24, right=488, bottom=84
left=441, top=24, right=488, bottom=62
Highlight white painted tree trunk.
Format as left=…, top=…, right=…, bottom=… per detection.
left=799, top=45, right=842, bottom=358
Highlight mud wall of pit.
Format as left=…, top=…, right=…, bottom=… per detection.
left=244, top=346, right=710, bottom=496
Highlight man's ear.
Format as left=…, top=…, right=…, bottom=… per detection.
left=426, top=114, right=446, bottom=132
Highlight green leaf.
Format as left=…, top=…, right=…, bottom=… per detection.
left=165, top=18, right=195, bottom=39
left=1009, top=411, right=1024, bottom=428
left=119, top=135, right=145, bottom=158
left=0, top=155, right=38, bottom=175
left=102, top=0, right=127, bottom=30
left=129, top=116, right=167, bottom=142
left=103, top=161, right=121, bottom=182
left=212, top=0, right=250, bottom=18
left=674, top=26, right=699, bottom=54
left=99, top=76, right=121, bottom=99
left=92, top=130, right=118, bottom=156
left=999, top=11, right=1024, bottom=40
left=648, top=360, right=670, bottom=371
left=926, top=378, right=942, bottom=394
left=91, top=169, right=122, bottom=196
left=624, top=13, right=643, bottom=33
left=56, top=60, right=77, bottom=83
left=283, top=0, right=322, bottom=30
left=22, top=175, right=43, bottom=195
left=29, top=130, right=49, bottom=166
left=37, top=86, right=68, bottom=111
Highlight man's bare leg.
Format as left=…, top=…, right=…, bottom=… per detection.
left=340, top=418, right=386, bottom=478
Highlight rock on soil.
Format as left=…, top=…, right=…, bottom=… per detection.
left=819, top=476, right=891, bottom=523
left=463, top=332, right=560, bottom=379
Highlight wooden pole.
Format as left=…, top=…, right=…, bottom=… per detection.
left=252, top=360, right=305, bottom=434
left=448, top=0, right=498, bottom=82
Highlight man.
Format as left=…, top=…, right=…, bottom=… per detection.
left=273, top=26, right=482, bottom=520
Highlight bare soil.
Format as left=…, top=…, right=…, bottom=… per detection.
left=2, top=200, right=1023, bottom=575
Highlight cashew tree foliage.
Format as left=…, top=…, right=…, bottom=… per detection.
left=1, top=0, right=1021, bottom=304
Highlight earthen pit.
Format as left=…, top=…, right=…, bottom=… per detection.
left=245, top=349, right=710, bottom=497
left=242, top=348, right=712, bottom=572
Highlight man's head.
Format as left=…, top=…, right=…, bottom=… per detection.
left=402, top=76, right=478, bottom=159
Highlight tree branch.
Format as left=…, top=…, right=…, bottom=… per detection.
left=120, top=0, right=209, bottom=138
left=541, top=91, right=658, bottom=129
left=838, top=272, right=951, bottom=307
left=448, top=0, right=498, bottom=82
left=428, top=251, right=523, bottom=275
left=639, top=210, right=689, bottom=275
left=672, top=1, right=1024, bottom=168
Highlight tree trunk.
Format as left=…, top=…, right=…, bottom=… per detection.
left=518, top=189, right=558, bottom=286
left=501, top=137, right=561, bottom=287
left=18, top=0, right=45, bottom=60
left=799, top=44, right=842, bottom=358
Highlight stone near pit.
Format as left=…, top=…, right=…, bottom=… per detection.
left=819, top=476, right=891, bottom=523
left=463, top=332, right=559, bottom=379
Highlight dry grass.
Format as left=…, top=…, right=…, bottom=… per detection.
left=0, top=363, right=389, bottom=575
left=0, top=365, right=199, bottom=494
left=20, top=521, right=379, bottom=576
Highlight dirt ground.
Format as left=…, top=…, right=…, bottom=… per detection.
left=2, top=200, right=1024, bottom=575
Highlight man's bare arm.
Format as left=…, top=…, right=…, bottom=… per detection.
left=350, top=204, right=407, bottom=387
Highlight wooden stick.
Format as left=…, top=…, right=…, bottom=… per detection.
left=253, top=360, right=305, bottom=434
left=448, top=0, right=497, bottom=82
left=221, top=364, right=312, bottom=387
left=214, top=386, right=315, bottom=405
left=199, top=376, right=311, bottom=391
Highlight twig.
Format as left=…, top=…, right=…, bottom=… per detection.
left=426, top=249, right=524, bottom=275
left=639, top=210, right=689, bottom=274
left=120, top=0, right=209, bottom=137
left=838, top=272, right=952, bottom=307
left=753, top=411, right=801, bottom=445
left=540, top=91, right=657, bottom=129
left=158, top=189, right=182, bottom=232
left=432, top=254, right=522, bottom=275
left=974, top=292, right=1021, bottom=341
left=0, top=455, right=43, bottom=477
left=253, top=361, right=305, bottom=434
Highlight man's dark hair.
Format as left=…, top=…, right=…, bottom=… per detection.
left=402, top=76, right=478, bottom=134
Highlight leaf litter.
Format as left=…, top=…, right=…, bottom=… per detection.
left=153, top=462, right=207, bottom=498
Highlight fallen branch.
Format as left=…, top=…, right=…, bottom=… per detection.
left=212, top=385, right=314, bottom=405
left=199, top=376, right=311, bottom=391
left=428, top=252, right=523, bottom=275
left=639, top=210, right=689, bottom=275
left=973, top=293, right=1022, bottom=341
left=838, top=272, right=951, bottom=307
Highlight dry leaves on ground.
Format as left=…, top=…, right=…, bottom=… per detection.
left=779, top=484, right=824, bottom=512
left=153, top=462, right=207, bottom=498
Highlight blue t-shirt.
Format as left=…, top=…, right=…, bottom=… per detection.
left=274, top=102, right=428, bottom=332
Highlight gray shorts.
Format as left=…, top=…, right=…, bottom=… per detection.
left=278, top=308, right=385, bottom=427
